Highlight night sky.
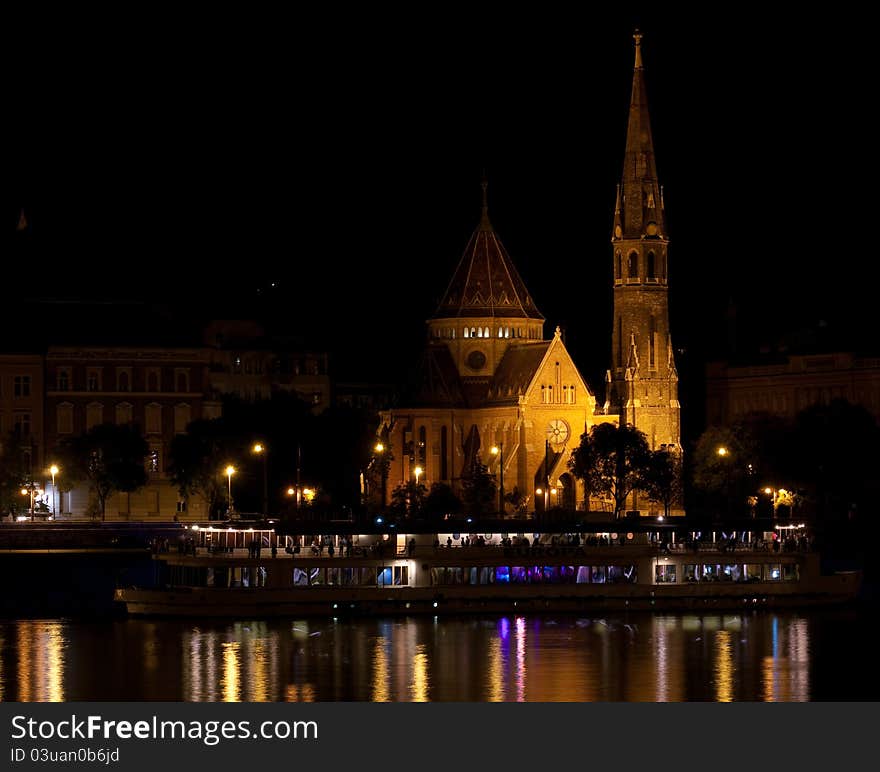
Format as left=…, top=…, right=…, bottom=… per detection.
left=5, top=10, right=868, bottom=428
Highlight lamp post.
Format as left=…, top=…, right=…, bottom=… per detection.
left=252, top=443, right=268, bottom=518
left=491, top=444, right=504, bottom=517
left=225, top=465, right=236, bottom=515
left=717, top=446, right=732, bottom=519
left=374, top=442, right=387, bottom=511
left=49, top=464, right=59, bottom=518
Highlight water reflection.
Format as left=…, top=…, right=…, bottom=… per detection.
left=5, top=622, right=67, bottom=702
left=0, top=610, right=867, bottom=702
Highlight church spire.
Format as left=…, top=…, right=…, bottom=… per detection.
left=617, top=29, right=665, bottom=240
left=479, top=171, right=492, bottom=231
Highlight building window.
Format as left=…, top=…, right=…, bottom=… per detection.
left=117, top=370, right=130, bottom=392
left=87, top=370, right=101, bottom=392
left=13, top=413, right=31, bottom=438
left=615, top=251, right=622, bottom=281
left=647, top=251, right=656, bottom=280
left=148, top=447, right=160, bottom=473
left=57, top=369, right=70, bottom=391
left=174, top=403, right=191, bottom=434
left=541, top=385, right=547, bottom=404
left=13, top=375, right=31, bottom=398
left=116, top=402, right=133, bottom=425
left=146, top=370, right=160, bottom=392
left=57, top=404, right=74, bottom=435
left=175, top=370, right=189, bottom=393
left=628, top=251, right=639, bottom=279
left=440, top=426, right=448, bottom=480
left=86, top=403, right=104, bottom=430
left=146, top=404, right=162, bottom=434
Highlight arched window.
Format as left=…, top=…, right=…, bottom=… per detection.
left=147, top=371, right=159, bottom=392
left=548, top=385, right=554, bottom=403
left=484, top=327, right=489, bottom=338
left=145, top=403, right=162, bottom=435
left=471, top=327, right=477, bottom=338
left=570, top=385, right=576, bottom=404
left=504, top=327, right=510, bottom=338
left=628, top=251, right=639, bottom=278
left=118, top=371, right=130, bottom=392
left=86, top=402, right=104, bottom=430
left=541, top=385, right=547, bottom=404
left=463, top=327, right=470, bottom=338
left=115, top=402, right=133, bottom=425
left=440, top=426, right=448, bottom=480
left=176, top=370, right=189, bottom=393
left=615, top=251, right=622, bottom=280
left=174, top=403, right=191, bottom=434
left=647, top=251, right=656, bottom=279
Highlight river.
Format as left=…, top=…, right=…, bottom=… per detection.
left=1, top=607, right=877, bottom=701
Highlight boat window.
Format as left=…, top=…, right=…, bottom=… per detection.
left=766, top=564, right=782, bottom=581
left=683, top=564, right=700, bottom=582
left=495, top=566, right=510, bottom=583
left=591, top=566, right=606, bottom=584
left=745, top=564, right=763, bottom=582
left=782, top=564, right=799, bottom=582
left=655, top=564, right=676, bottom=583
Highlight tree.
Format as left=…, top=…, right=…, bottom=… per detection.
left=691, top=426, right=751, bottom=518
left=568, top=423, right=651, bottom=518
left=461, top=461, right=497, bottom=516
left=423, top=482, right=462, bottom=520
left=642, top=449, right=681, bottom=517
left=503, top=485, right=529, bottom=518
left=0, top=431, right=33, bottom=517
left=389, top=481, right=426, bottom=517
left=168, top=419, right=231, bottom=519
left=56, top=423, right=148, bottom=520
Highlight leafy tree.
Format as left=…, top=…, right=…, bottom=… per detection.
left=0, top=431, right=33, bottom=517
left=423, top=482, right=462, bottom=520
left=504, top=485, right=529, bottom=518
left=389, top=480, right=426, bottom=517
left=364, top=437, right=394, bottom=514
left=788, top=399, right=880, bottom=527
left=642, top=449, right=681, bottom=517
left=691, top=426, right=752, bottom=518
left=168, top=419, right=232, bottom=519
left=460, top=461, right=496, bottom=516
left=55, top=423, right=148, bottom=520
left=568, top=423, right=651, bottom=518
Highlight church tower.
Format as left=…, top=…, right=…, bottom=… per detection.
left=429, top=177, right=545, bottom=379
left=607, top=31, right=680, bottom=451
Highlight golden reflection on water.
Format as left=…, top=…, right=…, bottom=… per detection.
left=371, top=636, right=390, bottom=702
left=714, top=630, right=734, bottom=702
left=515, top=616, right=527, bottom=702
left=221, top=642, right=240, bottom=702
left=13, top=622, right=65, bottom=702
left=411, top=644, right=429, bottom=702
left=487, top=638, right=504, bottom=702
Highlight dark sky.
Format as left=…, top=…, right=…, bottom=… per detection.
left=5, top=9, right=869, bottom=405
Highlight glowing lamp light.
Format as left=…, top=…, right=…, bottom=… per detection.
left=49, top=465, right=59, bottom=476
left=374, top=442, right=384, bottom=453
left=716, top=446, right=729, bottom=457
left=764, top=487, right=773, bottom=495
left=535, top=488, right=543, bottom=496
left=286, top=487, right=295, bottom=496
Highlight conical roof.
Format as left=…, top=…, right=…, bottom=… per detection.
left=434, top=180, right=543, bottom=320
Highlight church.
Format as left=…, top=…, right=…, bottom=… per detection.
left=378, top=32, right=680, bottom=516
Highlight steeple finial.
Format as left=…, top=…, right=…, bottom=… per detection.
left=633, top=29, right=643, bottom=70
left=479, top=170, right=492, bottom=231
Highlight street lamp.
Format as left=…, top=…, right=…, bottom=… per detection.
left=20, top=484, right=41, bottom=521
left=374, top=442, right=387, bottom=510
left=491, top=444, right=504, bottom=517
left=252, top=442, right=269, bottom=518
left=225, top=465, right=236, bottom=515
left=49, top=464, right=59, bottom=517
left=414, top=465, right=423, bottom=486
left=717, top=446, right=732, bottom=519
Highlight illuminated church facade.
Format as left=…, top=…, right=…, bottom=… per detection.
left=379, top=33, right=680, bottom=515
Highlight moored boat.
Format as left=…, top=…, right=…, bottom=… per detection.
left=114, top=521, right=861, bottom=616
